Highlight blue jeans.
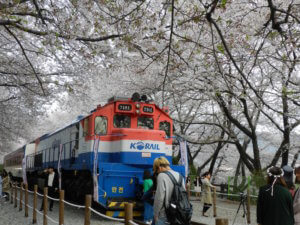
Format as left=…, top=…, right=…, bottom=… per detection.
left=144, top=201, right=153, bottom=221
left=155, top=216, right=169, bottom=225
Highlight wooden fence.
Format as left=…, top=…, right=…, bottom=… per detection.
left=10, top=182, right=232, bottom=225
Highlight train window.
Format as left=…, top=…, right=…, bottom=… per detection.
left=113, top=114, right=131, bottom=128
left=95, top=116, right=108, bottom=135
left=159, top=121, right=171, bottom=137
left=138, top=117, right=154, bottom=129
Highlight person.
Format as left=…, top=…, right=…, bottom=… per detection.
left=143, top=170, right=154, bottom=224
left=257, top=166, right=294, bottom=225
left=283, top=165, right=295, bottom=196
left=2, top=170, right=10, bottom=201
left=186, top=176, right=191, bottom=199
left=293, top=166, right=300, bottom=225
left=220, top=182, right=227, bottom=199
left=193, top=175, right=202, bottom=198
left=201, top=171, right=215, bottom=217
left=40, top=167, right=58, bottom=211
left=152, top=156, right=184, bottom=225
left=0, top=172, right=2, bottom=199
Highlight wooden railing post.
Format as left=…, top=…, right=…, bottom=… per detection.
left=247, top=188, right=251, bottom=224
left=213, top=187, right=217, bottom=217
left=33, top=185, right=38, bottom=224
left=59, top=190, right=65, bottom=225
left=84, top=195, right=92, bottom=225
left=19, top=182, right=23, bottom=211
left=25, top=184, right=29, bottom=217
left=10, top=183, right=13, bottom=204
left=14, top=183, right=18, bottom=208
left=125, top=203, right=133, bottom=225
left=216, top=218, right=229, bottom=225
left=43, top=187, right=48, bottom=225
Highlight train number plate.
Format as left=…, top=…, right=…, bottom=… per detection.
left=142, top=152, right=151, bottom=158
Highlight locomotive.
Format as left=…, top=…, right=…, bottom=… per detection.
left=4, top=93, right=185, bottom=217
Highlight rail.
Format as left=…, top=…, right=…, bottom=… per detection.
left=8, top=182, right=235, bottom=225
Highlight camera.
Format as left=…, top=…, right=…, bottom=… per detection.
left=239, top=192, right=246, bottom=200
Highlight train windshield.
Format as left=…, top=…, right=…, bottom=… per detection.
left=114, top=114, right=131, bottom=128
left=95, top=116, right=108, bottom=135
left=138, top=117, right=154, bottom=129
left=159, top=121, right=171, bottom=137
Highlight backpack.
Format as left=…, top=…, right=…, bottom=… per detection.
left=163, top=171, right=193, bottom=225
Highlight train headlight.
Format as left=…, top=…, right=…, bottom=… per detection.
left=136, top=109, right=140, bottom=114
left=136, top=103, right=140, bottom=109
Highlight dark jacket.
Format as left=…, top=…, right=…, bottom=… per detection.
left=47, top=172, right=59, bottom=189
left=257, top=184, right=294, bottom=225
left=41, top=171, right=58, bottom=189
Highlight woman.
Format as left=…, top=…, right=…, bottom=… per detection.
left=294, top=166, right=300, bottom=225
left=2, top=170, right=10, bottom=201
left=257, top=166, right=294, bottom=225
left=143, top=170, right=154, bottom=224
left=201, top=171, right=215, bottom=217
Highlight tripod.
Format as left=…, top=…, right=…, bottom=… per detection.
left=232, top=193, right=248, bottom=225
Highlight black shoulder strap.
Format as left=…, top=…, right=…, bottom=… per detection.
left=163, top=171, right=182, bottom=186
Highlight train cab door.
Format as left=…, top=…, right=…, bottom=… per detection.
left=94, top=115, right=108, bottom=203
left=70, top=123, right=79, bottom=165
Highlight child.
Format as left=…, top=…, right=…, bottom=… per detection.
left=143, top=170, right=153, bottom=224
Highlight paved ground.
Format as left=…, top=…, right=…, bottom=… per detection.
left=0, top=194, right=257, bottom=225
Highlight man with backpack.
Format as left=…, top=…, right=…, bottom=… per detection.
left=153, top=157, right=192, bottom=225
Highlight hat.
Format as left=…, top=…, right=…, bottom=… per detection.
left=282, top=165, right=293, bottom=184
left=266, top=166, right=284, bottom=196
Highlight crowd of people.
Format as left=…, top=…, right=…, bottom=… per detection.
left=4, top=160, right=300, bottom=225
left=144, top=161, right=300, bottom=225
left=256, top=165, right=300, bottom=225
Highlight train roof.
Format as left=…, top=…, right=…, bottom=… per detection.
left=34, top=93, right=168, bottom=143
left=38, top=114, right=88, bottom=141
left=4, top=146, right=25, bottom=158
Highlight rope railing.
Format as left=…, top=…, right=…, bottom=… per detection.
left=89, top=206, right=125, bottom=222
left=8, top=184, right=143, bottom=225
left=189, top=189, right=258, bottom=198
left=45, top=214, right=59, bottom=224
left=46, top=195, right=60, bottom=202
left=62, top=199, right=85, bottom=209
left=13, top=185, right=60, bottom=224
left=128, top=220, right=139, bottom=225
left=9, top=182, right=241, bottom=225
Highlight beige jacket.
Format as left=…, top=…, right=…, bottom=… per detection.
left=201, top=178, right=215, bottom=204
left=2, top=176, right=10, bottom=193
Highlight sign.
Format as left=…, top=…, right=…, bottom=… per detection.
left=58, top=144, right=63, bottom=190
left=93, top=138, right=100, bottom=201
left=143, top=106, right=153, bottom=113
left=118, top=104, right=132, bottom=111
left=22, top=157, right=27, bottom=185
left=142, top=152, right=151, bottom=158
left=130, top=141, right=160, bottom=150
left=179, top=140, right=188, bottom=178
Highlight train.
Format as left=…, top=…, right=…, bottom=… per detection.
left=3, top=93, right=185, bottom=217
